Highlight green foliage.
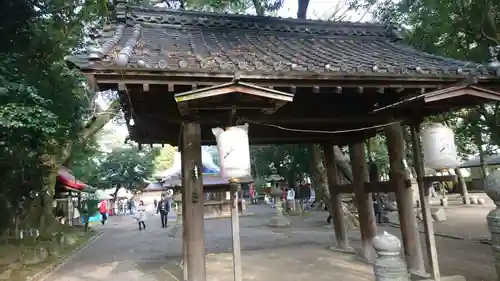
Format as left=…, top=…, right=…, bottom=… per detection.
left=0, top=0, right=305, bottom=235
left=131, top=0, right=284, bottom=15
left=98, top=146, right=160, bottom=190
left=347, top=0, right=500, bottom=162
left=366, top=135, right=390, bottom=177
left=153, top=145, right=176, bottom=174
left=0, top=0, right=108, bottom=234
left=251, top=144, right=312, bottom=184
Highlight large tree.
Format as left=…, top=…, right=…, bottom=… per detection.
left=98, top=146, right=159, bottom=197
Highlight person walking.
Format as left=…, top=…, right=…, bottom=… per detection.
left=373, top=193, right=385, bottom=224
left=98, top=200, right=108, bottom=225
left=157, top=195, right=171, bottom=228
left=286, top=187, right=296, bottom=213
left=127, top=199, right=132, bottom=215
left=136, top=200, right=147, bottom=230
left=326, top=203, right=333, bottom=224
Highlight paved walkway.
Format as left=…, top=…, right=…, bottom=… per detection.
left=48, top=206, right=373, bottom=281
left=48, top=204, right=496, bottom=281
left=427, top=193, right=493, bottom=241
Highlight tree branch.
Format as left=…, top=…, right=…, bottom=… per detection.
left=252, top=0, right=265, bottom=16
left=82, top=99, right=121, bottom=141
left=480, top=1, right=500, bottom=45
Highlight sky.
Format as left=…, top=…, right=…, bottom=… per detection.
left=97, top=0, right=372, bottom=149
left=278, top=0, right=372, bottom=21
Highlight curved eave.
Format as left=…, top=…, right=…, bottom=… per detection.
left=64, top=60, right=500, bottom=84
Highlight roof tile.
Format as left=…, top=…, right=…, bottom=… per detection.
left=65, top=5, right=500, bottom=78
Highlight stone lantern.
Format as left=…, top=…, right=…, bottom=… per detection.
left=484, top=170, right=500, bottom=279
left=266, top=164, right=290, bottom=227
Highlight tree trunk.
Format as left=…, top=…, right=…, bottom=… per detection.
left=475, top=126, right=488, bottom=177
left=25, top=159, right=59, bottom=240
left=64, top=99, right=121, bottom=167
left=26, top=100, right=121, bottom=237
left=252, top=0, right=265, bottom=16
left=333, top=146, right=353, bottom=183
left=454, top=168, right=468, bottom=199
left=310, top=145, right=359, bottom=227
left=297, top=0, right=310, bottom=19
left=113, top=183, right=122, bottom=200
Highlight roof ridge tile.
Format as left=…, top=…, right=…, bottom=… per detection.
left=114, top=4, right=397, bottom=39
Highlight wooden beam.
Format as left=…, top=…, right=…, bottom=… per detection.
left=323, top=143, right=350, bottom=250
left=118, top=82, right=126, bottom=91
left=410, top=123, right=441, bottom=280
left=194, top=115, right=395, bottom=125
left=182, top=122, right=206, bottom=281
left=85, top=74, right=100, bottom=92
left=424, top=85, right=500, bottom=103
left=175, top=83, right=294, bottom=103
left=261, top=100, right=288, bottom=114
left=349, top=142, right=377, bottom=261
left=181, top=144, right=189, bottom=281
left=178, top=102, right=190, bottom=116
left=423, top=175, right=456, bottom=183
left=92, top=72, right=461, bottom=89
left=230, top=182, right=242, bottom=281
left=385, top=122, right=425, bottom=274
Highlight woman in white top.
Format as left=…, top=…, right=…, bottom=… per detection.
left=136, top=200, right=147, bottom=231
left=286, top=188, right=296, bottom=212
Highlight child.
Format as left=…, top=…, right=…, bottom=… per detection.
left=136, top=200, right=147, bottom=231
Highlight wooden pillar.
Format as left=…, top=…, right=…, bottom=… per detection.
left=181, top=145, right=189, bottom=281
left=384, top=122, right=425, bottom=274
left=410, top=123, right=441, bottom=279
left=230, top=182, right=242, bottom=281
left=181, top=122, right=206, bottom=281
left=349, top=142, right=377, bottom=261
left=322, top=143, right=349, bottom=250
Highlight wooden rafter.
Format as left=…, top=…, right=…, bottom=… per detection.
left=174, top=81, right=294, bottom=115
left=423, top=85, right=500, bottom=103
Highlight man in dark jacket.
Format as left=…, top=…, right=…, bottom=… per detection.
left=157, top=195, right=171, bottom=228
left=373, top=193, right=385, bottom=224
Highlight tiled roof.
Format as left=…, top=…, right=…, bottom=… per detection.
left=65, top=5, right=499, bottom=78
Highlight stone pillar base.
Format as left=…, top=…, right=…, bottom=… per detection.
left=268, top=215, right=290, bottom=227
left=326, top=245, right=355, bottom=254
left=416, top=275, right=465, bottom=281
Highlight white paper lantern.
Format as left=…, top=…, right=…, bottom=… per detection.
left=212, top=123, right=251, bottom=180
left=421, top=123, right=460, bottom=170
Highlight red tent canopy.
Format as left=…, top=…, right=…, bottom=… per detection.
left=57, top=167, right=87, bottom=191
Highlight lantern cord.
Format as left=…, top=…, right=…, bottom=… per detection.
left=236, top=117, right=400, bottom=134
